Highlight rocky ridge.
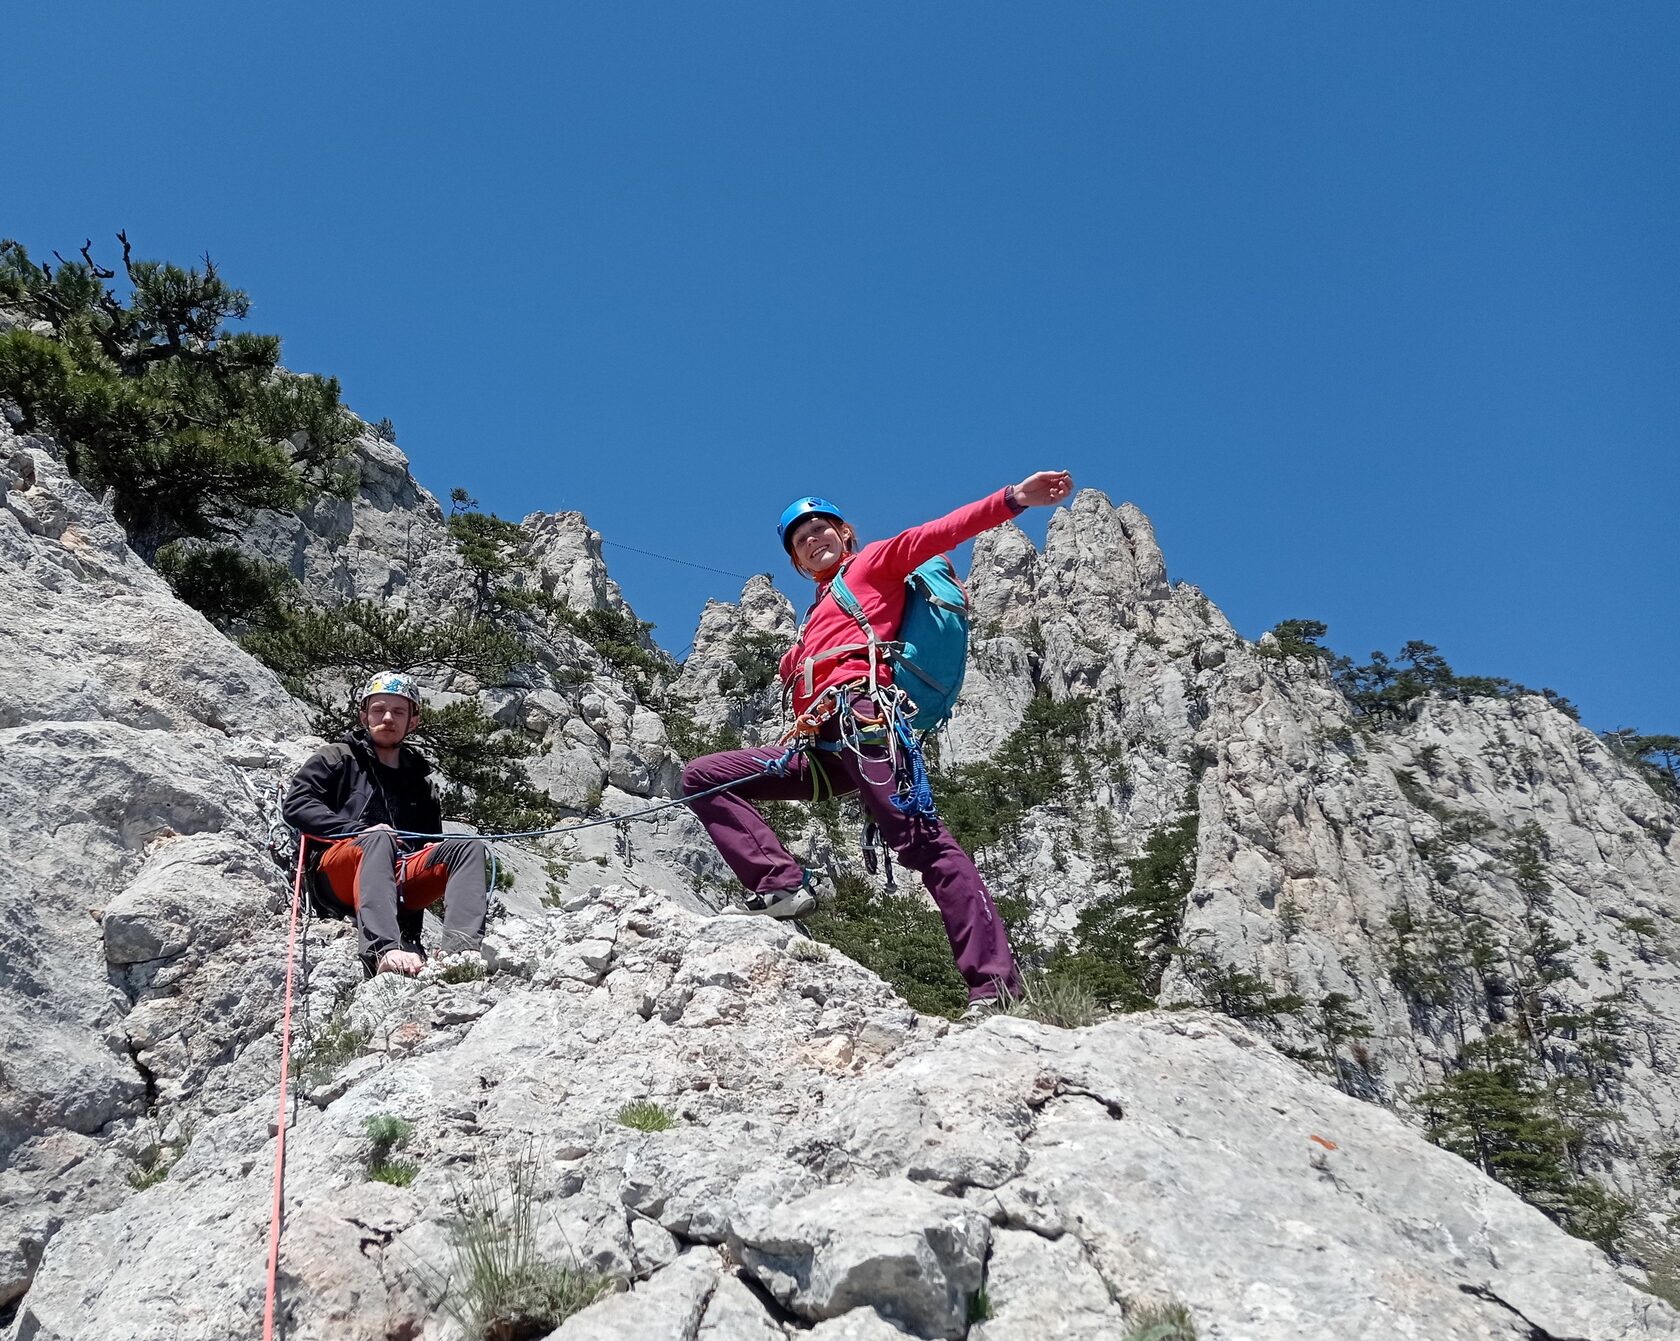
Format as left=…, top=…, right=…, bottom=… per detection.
left=2, top=412, right=1678, bottom=1338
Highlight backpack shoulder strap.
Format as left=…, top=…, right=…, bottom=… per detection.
left=822, top=563, right=884, bottom=694
left=827, top=563, right=876, bottom=640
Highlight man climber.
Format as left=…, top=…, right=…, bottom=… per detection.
left=283, top=671, right=489, bottom=976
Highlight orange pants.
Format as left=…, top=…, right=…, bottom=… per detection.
left=311, top=829, right=487, bottom=961
left=316, top=836, right=453, bottom=915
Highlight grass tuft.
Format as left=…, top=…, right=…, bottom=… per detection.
left=419, top=1145, right=610, bottom=1339
left=439, top=958, right=489, bottom=984
left=365, top=1114, right=416, bottom=1146
left=789, top=939, right=829, bottom=963
left=616, top=1099, right=676, bottom=1132
left=364, top=1113, right=418, bottom=1186
left=291, top=1004, right=371, bottom=1090
left=1123, top=1302, right=1198, bottom=1341
left=370, top=1158, right=420, bottom=1187
left=129, top=1152, right=173, bottom=1190
left=999, top=971, right=1107, bottom=1029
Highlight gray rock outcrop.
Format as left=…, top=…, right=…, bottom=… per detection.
left=5, top=416, right=1677, bottom=1339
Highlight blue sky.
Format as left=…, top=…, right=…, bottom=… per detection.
left=9, top=3, right=1677, bottom=732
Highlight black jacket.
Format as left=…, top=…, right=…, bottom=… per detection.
left=283, top=729, right=444, bottom=852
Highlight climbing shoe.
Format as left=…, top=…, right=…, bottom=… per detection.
left=960, top=996, right=1004, bottom=1024
left=727, top=870, right=831, bottom=920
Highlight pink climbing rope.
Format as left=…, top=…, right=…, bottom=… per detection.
left=261, top=836, right=313, bottom=1339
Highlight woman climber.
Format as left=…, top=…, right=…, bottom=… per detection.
left=680, top=470, right=1074, bottom=1015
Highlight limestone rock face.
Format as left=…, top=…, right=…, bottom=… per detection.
left=0, top=422, right=310, bottom=1313
left=11, top=886, right=1675, bottom=1340
left=0, top=432, right=309, bottom=736
left=734, top=1178, right=989, bottom=1337
left=7, top=415, right=1679, bottom=1340
left=1180, top=647, right=1680, bottom=1217
left=240, top=429, right=473, bottom=613
left=671, top=574, right=797, bottom=749
left=523, top=509, right=634, bottom=617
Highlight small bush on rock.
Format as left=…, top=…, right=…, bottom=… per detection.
left=0, top=235, right=358, bottom=560
left=425, top=1147, right=608, bottom=1341
left=365, top=1113, right=419, bottom=1186
left=291, top=1005, right=370, bottom=1091
left=1123, top=1302, right=1198, bottom=1340
left=1000, top=972, right=1105, bottom=1029
left=438, top=957, right=489, bottom=985
left=616, top=1099, right=676, bottom=1132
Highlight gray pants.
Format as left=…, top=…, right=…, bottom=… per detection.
left=318, top=829, right=489, bottom=961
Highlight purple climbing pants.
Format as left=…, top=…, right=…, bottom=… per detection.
left=680, top=706, right=1022, bottom=1004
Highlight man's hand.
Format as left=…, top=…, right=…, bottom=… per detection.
left=1011, top=470, right=1074, bottom=508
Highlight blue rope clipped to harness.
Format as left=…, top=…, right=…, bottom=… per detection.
left=888, top=712, right=938, bottom=820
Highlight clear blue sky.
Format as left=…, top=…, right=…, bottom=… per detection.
left=10, top=4, right=1677, bottom=732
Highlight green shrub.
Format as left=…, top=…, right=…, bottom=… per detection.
left=1257, top=619, right=1330, bottom=662
left=155, top=542, right=295, bottom=632
left=1334, top=639, right=1579, bottom=722
left=1417, top=1034, right=1632, bottom=1253
left=240, top=594, right=561, bottom=833
left=1042, top=796, right=1199, bottom=1012
left=422, top=700, right=565, bottom=835
left=0, top=236, right=357, bottom=560
left=936, top=689, right=1094, bottom=856
left=242, top=598, right=528, bottom=725
left=616, top=1099, right=676, bottom=1132
left=725, top=630, right=784, bottom=696
left=447, top=491, right=531, bottom=616
left=423, top=1147, right=610, bottom=1340
left=660, top=699, right=743, bottom=760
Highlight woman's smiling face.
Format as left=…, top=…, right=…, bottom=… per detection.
left=788, top=514, right=850, bottom=576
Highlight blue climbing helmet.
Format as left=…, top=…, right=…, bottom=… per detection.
left=777, top=496, right=846, bottom=554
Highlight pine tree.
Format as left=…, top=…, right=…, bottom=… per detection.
left=0, top=234, right=357, bottom=559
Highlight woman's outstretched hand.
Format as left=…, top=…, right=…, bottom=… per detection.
left=1011, top=470, right=1074, bottom=508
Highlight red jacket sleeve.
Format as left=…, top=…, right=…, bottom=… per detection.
left=862, top=487, right=1018, bottom=582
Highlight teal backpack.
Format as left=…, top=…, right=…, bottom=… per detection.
left=829, top=555, right=972, bottom=732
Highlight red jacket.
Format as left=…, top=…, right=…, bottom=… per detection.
left=780, top=487, right=1018, bottom=715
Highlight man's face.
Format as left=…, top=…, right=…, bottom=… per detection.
left=360, top=694, right=418, bottom=748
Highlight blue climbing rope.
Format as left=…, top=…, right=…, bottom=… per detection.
left=888, top=712, right=938, bottom=820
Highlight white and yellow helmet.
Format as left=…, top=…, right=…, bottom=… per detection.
left=358, top=670, right=422, bottom=707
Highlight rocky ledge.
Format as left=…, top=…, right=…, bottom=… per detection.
left=12, top=885, right=1675, bottom=1341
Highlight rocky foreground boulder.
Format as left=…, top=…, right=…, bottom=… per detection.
left=12, top=893, right=1677, bottom=1340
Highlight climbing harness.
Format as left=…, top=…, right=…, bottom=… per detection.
left=779, top=677, right=940, bottom=824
